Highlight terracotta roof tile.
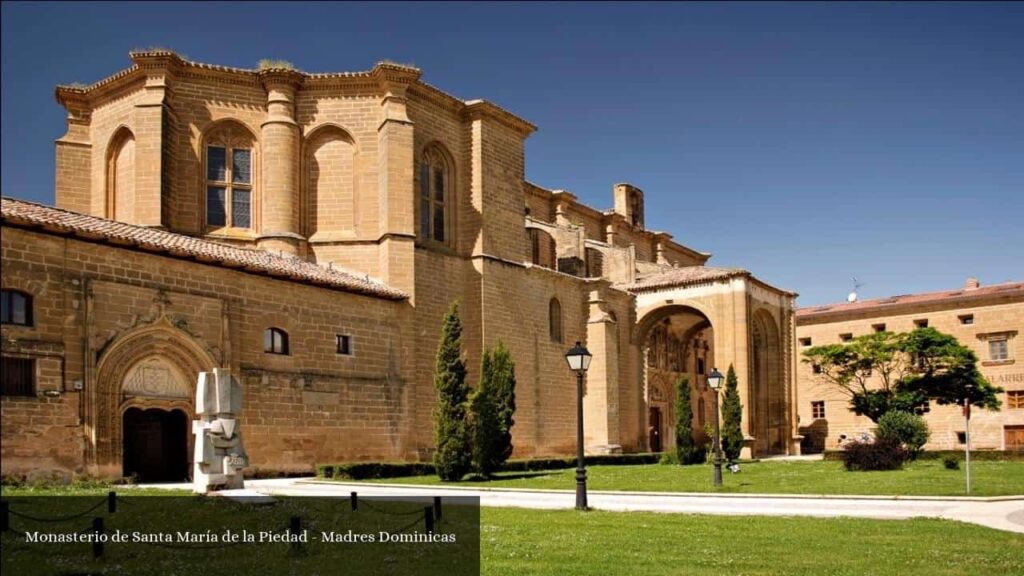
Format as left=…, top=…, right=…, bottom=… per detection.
left=618, top=266, right=749, bottom=292
left=797, top=282, right=1024, bottom=317
left=1, top=197, right=407, bottom=300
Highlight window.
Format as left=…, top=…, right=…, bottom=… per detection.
left=959, top=314, right=974, bottom=325
left=956, top=431, right=967, bottom=444
left=264, top=328, right=289, bottom=355
left=336, top=334, right=352, bottom=356
left=872, top=323, right=886, bottom=333
left=914, top=319, right=929, bottom=329
left=1008, top=391, right=1024, bottom=409
left=917, top=401, right=931, bottom=415
left=989, top=339, right=1009, bottom=362
left=839, top=333, right=853, bottom=342
left=1, top=290, right=33, bottom=326
left=697, top=357, right=706, bottom=376
left=812, top=363, right=822, bottom=375
left=799, top=337, right=812, bottom=347
left=1, top=357, right=35, bottom=396
left=697, top=397, right=706, bottom=427
left=205, top=124, right=253, bottom=229
left=419, top=145, right=452, bottom=244
left=549, top=298, right=563, bottom=343
left=811, top=401, right=826, bottom=419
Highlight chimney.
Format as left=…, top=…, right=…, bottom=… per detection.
left=965, top=277, right=980, bottom=290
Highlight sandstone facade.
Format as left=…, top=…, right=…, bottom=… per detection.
left=1, top=52, right=799, bottom=480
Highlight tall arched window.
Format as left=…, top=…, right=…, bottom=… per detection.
left=1, top=290, right=33, bottom=327
left=264, top=327, right=289, bottom=355
left=419, top=144, right=452, bottom=244
left=549, top=298, right=563, bottom=343
left=106, top=127, right=136, bottom=222
left=205, top=122, right=255, bottom=230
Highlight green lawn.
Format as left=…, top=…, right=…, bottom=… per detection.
left=348, top=459, right=1024, bottom=497
left=480, top=507, right=1024, bottom=576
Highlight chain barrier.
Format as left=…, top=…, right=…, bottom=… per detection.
left=6, top=495, right=108, bottom=523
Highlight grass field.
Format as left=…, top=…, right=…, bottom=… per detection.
left=349, top=459, right=1024, bottom=497
left=479, top=507, right=1024, bottom=576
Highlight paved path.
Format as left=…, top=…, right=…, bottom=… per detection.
left=146, top=478, right=1024, bottom=534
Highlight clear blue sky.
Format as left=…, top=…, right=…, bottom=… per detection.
left=2, top=2, right=1021, bottom=305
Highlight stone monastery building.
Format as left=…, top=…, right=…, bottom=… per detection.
left=0, top=52, right=800, bottom=481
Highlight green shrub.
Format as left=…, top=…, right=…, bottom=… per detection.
left=675, top=376, right=703, bottom=465
left=659, top=452, right=680, bottom=465
left=876, top=410, right=930, bottom=460
left=470, top=348, right=502, bottom=477
left=942, top=455, right=961, bottom=470
left=433, top=303, right=473, bottom=481
left=721, top=365, right=744, bottom=462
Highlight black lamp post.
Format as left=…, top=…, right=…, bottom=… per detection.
left=565, top=341, right=593, bottom=510
left=707, top=367, right=725, bottom=487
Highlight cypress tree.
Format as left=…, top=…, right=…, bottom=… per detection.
left=433, top=302, right=472, bottom=481
left=721, top=364, right=744, bottom=462
left=490, top=340, right=517, bottom=464
left=674, top=376, right=702, bottom=464
left=470, top=348, right=502, bottom=476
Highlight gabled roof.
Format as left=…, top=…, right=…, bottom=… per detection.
left=797, top=281, right=1024, bottom=319
left=0, top=197, right=407, bottom=300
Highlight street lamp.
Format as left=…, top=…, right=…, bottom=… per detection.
left=707, top=367, right=725, bottom=487
left=565, top=341, right=592, bottom=510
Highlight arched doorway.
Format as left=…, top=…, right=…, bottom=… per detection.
left=635, top=305, right=715, bottom=453
left=751, top=310, right=785, bottom=455
left=122, top=408, right=188, bottom=482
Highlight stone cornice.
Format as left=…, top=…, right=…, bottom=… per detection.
left=462, top=99, right=537, bottom=137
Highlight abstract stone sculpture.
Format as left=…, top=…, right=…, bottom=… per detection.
left=192, top=368, right=248, bottom=493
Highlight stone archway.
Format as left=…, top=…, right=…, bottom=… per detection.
left=90, top=321, right=216, bottom=478
left=751, top=310, right=785, bottom=455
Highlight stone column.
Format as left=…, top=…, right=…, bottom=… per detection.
left=583, top=289, right=622, bottom=452
left=54, top=91, right=92, bottom=215
left=130, top=51, right=176, bottom=228
left=258, top=69, right=304, bottom=256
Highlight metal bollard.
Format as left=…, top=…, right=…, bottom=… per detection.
left=108, top=491, right=117, bottom=514
left=92, top=517, right=104, bottom=558
left=350, top=491, right=358, bottom=511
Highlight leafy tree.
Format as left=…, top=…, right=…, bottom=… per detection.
left=876, top=410, right=930, bottom=460
left=802, top=328, right=1002, bottom=422
left=470, top=348, right=503, bottom=477
left=674, top=376, right=703, bottom=464
left=489, top=341, right=517, bottom=464
left=721, top=365, right=745, bottom=462
left=433, top=302, right=472, bottom=481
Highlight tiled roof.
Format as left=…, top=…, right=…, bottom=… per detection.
left=797, top=282, right=1024, bottom=318
left=618, top=266, right=749, bottom=293
left=0, top=197, right=407, bottom=300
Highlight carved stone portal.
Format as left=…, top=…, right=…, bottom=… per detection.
left=192, top=368, right=248, bottom=493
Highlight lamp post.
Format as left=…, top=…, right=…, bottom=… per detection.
left=964, top=384, right=974, bottom=495
left=707, top=367, right=725, bottom=488
left=565, top=341, right=592, bottom=510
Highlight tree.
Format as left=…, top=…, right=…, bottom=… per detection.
left=470, top=348, right=503, bottom=477
left=674, top=376, right=702, bottom=464
left=803, top=327, right=1002, bottom=422
left=721, top=365, right=744, bottom=462
left=433, top=302, right=472, bottom=481
left=489, top=341, right=517, bottom=464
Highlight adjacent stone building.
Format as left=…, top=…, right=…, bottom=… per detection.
left=1, top=51, right=800, bottom=481
left=796, top=278, right=1024, bottom=452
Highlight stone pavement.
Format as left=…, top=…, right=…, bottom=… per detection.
left=143, top=477, right=1024, bottom=534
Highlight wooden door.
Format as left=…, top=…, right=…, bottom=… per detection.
left=649, top=407, right=663, bottom=453
left=1006, top=426, right=1024, bottom=451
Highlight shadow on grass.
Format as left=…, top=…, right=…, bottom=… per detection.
left=462, top=471, right=559, bottom=482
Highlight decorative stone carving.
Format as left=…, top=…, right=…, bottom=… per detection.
left=192, top=368, right=248, bottom=493
left=122, top=358, right=189, bottom=399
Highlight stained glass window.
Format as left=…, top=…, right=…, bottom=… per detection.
left=207, top=146, right=227, bottom=181
left=232, top=149, right=251, bottom=184
left=232, top=189, right=251, bottom=229
left=206, top=187, right=226, bottom=227
left=419, top=146, right=451, bottom=244
left=205, top=127, right=252, bottom=229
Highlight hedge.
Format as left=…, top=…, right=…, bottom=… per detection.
left=316, top=453, right=663, bottom=479
left=823, top=449, right=1024, bottom=462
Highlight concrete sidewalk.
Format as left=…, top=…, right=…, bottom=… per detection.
left=144, top=477, right=1024, bottom=534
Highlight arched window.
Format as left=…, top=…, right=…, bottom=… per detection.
left=419, top=144, right=452, bottom=244
left=264, top=327, right=289, bottom=355
left=549, top=298, right=563, bottom=343
left=205, top=122, right=255, bottom=230
left=106, top=127, right=136, bottom=222
left=1, top=290, right=33, bottom=327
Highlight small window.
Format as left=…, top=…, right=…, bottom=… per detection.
left=914, top=319, right=929, bottom=329
left=1008, top=391, right=1024, bottom=409
left=811, top=401, right=825, bottom=419
left=799, top=337, right=812, bottom=347
left=917, top=401, right=931, bottom=415
left=839, top=333, right=853, bottom=342
left=956, top=431, right=967, bottom=444
left=812, top=363, right=823, bottom=375
left=549, top=298, right=563, bottom=343
left=872, top=323, right=886, bottom=333
left=1, top=290, right=33, bottom=326
left=264, top=328, right=289, bottom=355
left=697, top=357, right=706, bottom=376
left=959, top=314, right=974, bottom=325
left=336, top=334, right=352, bottom=356
left=989, top=339, right=1009, bottom=362
left=1, top=357, right=35, bottom=396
